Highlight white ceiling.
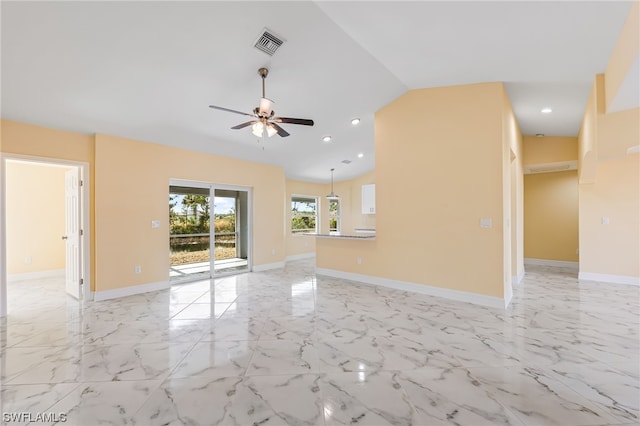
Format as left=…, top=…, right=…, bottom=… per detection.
left=1, top=1, right=633, bottom=183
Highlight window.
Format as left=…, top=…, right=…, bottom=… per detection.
left=291, top=196, right=318, bottom=234
left=329, top=199, right=340, bottom=234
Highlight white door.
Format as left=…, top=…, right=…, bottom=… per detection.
left=64, top=168, right=81, bottom=299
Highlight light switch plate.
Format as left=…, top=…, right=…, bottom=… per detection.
left=151, top=220, right=160, bottom=228
left=480, top=218, right=492, bottom=228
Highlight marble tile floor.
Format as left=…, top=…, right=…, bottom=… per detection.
left=0, top=260, right=638, bottom=425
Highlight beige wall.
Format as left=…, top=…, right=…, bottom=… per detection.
left=0, top=121, right=3, bottom=304
left=576, top=3, right=640, bottom=282
left=333, top=171, right=376, bottom=233
left=1, top=120, right=95, bottom=163
left=523, top=136, right=578, bottom=165
left=6, top=161, right=70, bottom=275
left=579, top=75, right=640, bottom=163
left=579, top=154, right=639, bottom=278
left=505, top=93, right=524, bottom=284
left=597, top=106, right=640, bottom=159
left=94, top=134, right=286, bottom=292
left=578, top=78, right=599, bottom=184
left=1, top=121, right=288, bottom=293
left=1, top=120, right=96, bottom=288
left=317, top=82, right=510, bottom=300
left=524, top=171, right=579, bottom=262
left=604, top=0, right=639, bottom=111
left=522, top=135, right=579, bottom=263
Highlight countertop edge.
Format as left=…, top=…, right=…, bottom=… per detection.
left=302, top=233, right=376, bottom=240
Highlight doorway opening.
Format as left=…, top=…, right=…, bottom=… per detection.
left=169, top=181, right=250, bottom=283
left=0, top=156, right=90, bottom=318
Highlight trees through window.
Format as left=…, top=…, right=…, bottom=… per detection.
left=329, top=199, right=340, bottom=234
left=291, top=196, right=318, bottom=234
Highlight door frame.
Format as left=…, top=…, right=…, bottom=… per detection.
left=0, top=154, right=92, bottom=318
left=212, top=183, right=253, bottom=277
left=169, top=179, right=253, bottom=281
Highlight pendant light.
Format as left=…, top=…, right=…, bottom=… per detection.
left=326, top=168, right=339, bottom=200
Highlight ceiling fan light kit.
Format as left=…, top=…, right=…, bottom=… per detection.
left=251, top=121, right=277, bottom=138
left=209, top=67, right=314, bottom=138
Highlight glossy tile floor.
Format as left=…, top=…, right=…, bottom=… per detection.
left=1, top=260, right=638, bottom=425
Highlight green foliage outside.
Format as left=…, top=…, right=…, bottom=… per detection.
left=169, top=194, right=240, bottom=265
left=291, top=215, right=316, bottom=233
left=329, top=199, right=339, bottom=232
left=291, top=198, right=317, bottom=233
left=169, top=194, right=235, bottom=235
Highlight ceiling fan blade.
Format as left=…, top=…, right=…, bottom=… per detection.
left=269, top=122, right=290, bottom=137
left=274, top=117, right=314, bottom=126
left=259, top=97, right=274, bottom=116
left=209, top=105, right=255, bottom=117
left=231, top=121, right=257, bottom=130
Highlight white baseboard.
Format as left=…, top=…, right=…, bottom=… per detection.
left=512, top=268, right=525, bottom=286
left=285, top=253, right=316, bottom=262
left=249, top=254, right=314, bottom=272
left=578, top=272, right=639, bottom=286
left=524, top=258, right=579, bottom=270
left=7, top=268, right=65, bottom=282
left=252, top=261, right=285, bottom=272
left=93, top=280, right=169, bottom=302
left=315, top=268, right=508, bottom=309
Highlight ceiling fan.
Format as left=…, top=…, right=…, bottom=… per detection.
left=209, top=68, right=314, bottom=138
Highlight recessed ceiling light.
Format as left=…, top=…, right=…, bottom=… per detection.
left=541, top=108, right=553, bottom=114
left=357, top=153, right=364, bottom=158
left=351, top=118, right=361, bottom=126
left=322, top=136, right=332, bottom=143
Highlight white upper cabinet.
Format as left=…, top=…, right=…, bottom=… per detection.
left=361, top=184, right=375, bottom=214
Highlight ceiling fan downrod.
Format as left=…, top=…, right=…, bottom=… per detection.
left=258, top=67, right=269, bottom=98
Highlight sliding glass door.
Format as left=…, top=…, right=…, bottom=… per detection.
left=213, top=189, right=249, bottom=274
left=169, top=181, right=251, bottom=283
left=169, top=184, right=212, bottom=282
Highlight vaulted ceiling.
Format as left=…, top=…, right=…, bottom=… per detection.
left=1, top=1, right=633, bottom=182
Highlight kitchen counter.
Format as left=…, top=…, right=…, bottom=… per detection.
left=303, top=233, right=375, bottom=240
left=354, top=228, right=376, bottom=233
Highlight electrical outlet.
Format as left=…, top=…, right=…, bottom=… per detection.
left=271, top=248, right=276, bottom=256
left=134, top=265, right=142, bottom=274
left=357, top=256, right=362, bottom=265
left=24, top=256, right=32, bottom=264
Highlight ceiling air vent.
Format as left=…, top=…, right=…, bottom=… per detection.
left=341, top=160, right=352, bottom=164
left=254, top=29, right=284, bottom=56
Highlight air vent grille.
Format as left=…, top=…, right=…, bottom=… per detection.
left=524, top=160, right=578, bottom=175
left=254, top=29, right=284, bottom=56
left=341, top=160, right=352, bottom=164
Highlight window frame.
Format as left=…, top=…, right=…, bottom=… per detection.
left=328, top=198, right=340, bottom=234
left=291, top=195, right=319, bottom=234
